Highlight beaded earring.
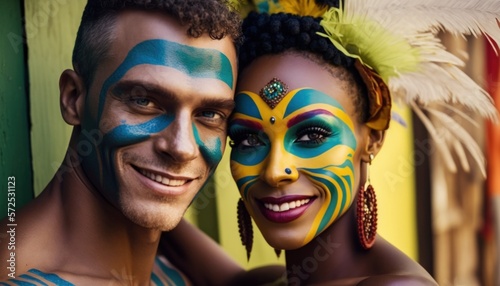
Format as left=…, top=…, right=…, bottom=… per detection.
left=237, top=198, right=253, bottom=260
left=357, top=154, right=378, bottom=249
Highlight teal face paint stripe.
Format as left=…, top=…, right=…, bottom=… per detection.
left=27, top=269, right=75, bottom=286
left=231, top=145, right=270, bottom=166
left=7, top=279, right=36, bottom=285
left=98, top=39, right=233, bottom=121
left=104, top=114, right=175, bottom=148
left=193, top=123, right=223, bottom=169
left=304, top=163, right=353, bottom=235
left=306, top=159, right=354, bottom=210
left=19, top=274, right=48, bottom=286
left=284, top=89, right=345, bottom=118
left=314, top=176, right=342, bottom=236
left=233, top=93, right=263, bottom=120
left=284, top=117, right=357, bottom=159
left=155, top=256, right=186, bottom=286
left=150, top=272, right=164, bottom=286
left=98, top=114, right=174, bottom=193
left=235, top=175, right=259, bottom=199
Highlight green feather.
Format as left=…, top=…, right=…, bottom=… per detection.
left=317, top=6, right=420, bottom=83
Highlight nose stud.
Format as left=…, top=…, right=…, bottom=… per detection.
left=285, top=168, right=292, bottom=175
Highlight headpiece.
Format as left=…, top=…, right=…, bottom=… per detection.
left=233, top=0, right=500, bottom=176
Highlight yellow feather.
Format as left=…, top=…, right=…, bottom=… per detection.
left=270, top=0, right=328, bottom=17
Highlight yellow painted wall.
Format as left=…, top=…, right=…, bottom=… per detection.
left=372, top=103, right=418, bottom=260
left=26, top=0, right=418, bottom=269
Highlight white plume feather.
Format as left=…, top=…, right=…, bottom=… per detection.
left=342, top=0, right=499, bottom=176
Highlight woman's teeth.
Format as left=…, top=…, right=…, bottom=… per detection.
left=264, top=199, right=311, bottom=212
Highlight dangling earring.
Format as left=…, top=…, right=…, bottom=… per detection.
left=237, top=198, right=253, bottom=261
left=357, top=153, right=378, bottom=249
left=274, top=248, right=282, bottom=258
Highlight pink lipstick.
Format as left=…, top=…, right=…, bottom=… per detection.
left=258, top=195, right=315, bottom=223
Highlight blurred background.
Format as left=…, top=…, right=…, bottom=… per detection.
left=0, top=1, right=498, bottom=285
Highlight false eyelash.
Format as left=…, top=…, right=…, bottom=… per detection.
left=295, top=123, right=333, bottom=139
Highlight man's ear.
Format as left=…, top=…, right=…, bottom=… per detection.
left=361, top=128, right=386, bottom=163
left=60, top=69, right=86, bottom=126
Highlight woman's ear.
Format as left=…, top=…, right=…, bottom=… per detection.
left=60, top=69, right=86, bottom=126
left=361, top=128, right=386, bottom=162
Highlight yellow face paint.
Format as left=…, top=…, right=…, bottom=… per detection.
left=229, top=87, right=357, bottom=245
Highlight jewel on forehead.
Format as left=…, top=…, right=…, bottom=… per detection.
left=259, top=77, right=289, bottom=109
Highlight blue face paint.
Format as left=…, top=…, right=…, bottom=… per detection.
left=96, top=39, right=233, bottom=122
left=233, top=92, right=263, bottom=120
left=98, top=114, right=174, bottom=192
left=152, top=256, right=186, bottom=286
left=79, top=38, right=232, bottom=197
left=193, top=123, right=223, bottom=169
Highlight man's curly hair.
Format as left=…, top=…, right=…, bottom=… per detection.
left=73, top=0, right=241, bottom=89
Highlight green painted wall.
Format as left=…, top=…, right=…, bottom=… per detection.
left=25, top=0, right=85, bottom=196
left=0, top=0, right=34, bottom=218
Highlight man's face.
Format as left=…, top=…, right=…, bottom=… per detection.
left=78, top=11, right=237, bottom=231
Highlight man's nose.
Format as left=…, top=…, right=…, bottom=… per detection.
left=154, top=113, right=199, bottom=162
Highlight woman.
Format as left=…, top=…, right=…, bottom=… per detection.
left=229, top=0, right=499, bottom=284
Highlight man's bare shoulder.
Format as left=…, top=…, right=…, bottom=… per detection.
left=0, top=195, right=62, bottom=280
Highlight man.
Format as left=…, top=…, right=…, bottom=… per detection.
left=0, top=0, right=256, bottom=284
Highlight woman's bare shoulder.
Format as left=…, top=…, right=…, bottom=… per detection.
left=357, top=273, right=438, bottom=286
left=358, top=237, right=438, bottom=285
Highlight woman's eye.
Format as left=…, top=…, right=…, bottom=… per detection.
left=296, top=127, right=332, bottom=144
left=242, top=134, right=262, bottom=146
left=231, top=133, right=263, bottom=148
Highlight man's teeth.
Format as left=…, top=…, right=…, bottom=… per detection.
left=140, top=169, right=186, bottom=186
left=264, top=199, right=311, bottom=212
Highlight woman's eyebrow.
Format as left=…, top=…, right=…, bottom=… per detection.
left=287, top=109, right=334, bottom=128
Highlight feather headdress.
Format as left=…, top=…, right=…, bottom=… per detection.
left=238, top=0, right=500, bottom=176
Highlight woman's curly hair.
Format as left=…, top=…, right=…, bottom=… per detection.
left=73, top=0, right=241, bottom=89
left=239, top=0, right=370, bottom=122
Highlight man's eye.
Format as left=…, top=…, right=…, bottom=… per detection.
left=131, top=97, right=154, bottom=107
left=295, top=127, right=332, bottom=144
left=199, top=111, right=221, bottom=119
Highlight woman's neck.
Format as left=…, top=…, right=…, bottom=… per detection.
left=284, top=205, right=367, bottom=285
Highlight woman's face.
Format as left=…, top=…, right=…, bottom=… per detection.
left=229, top=53, right=367, bottom=249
